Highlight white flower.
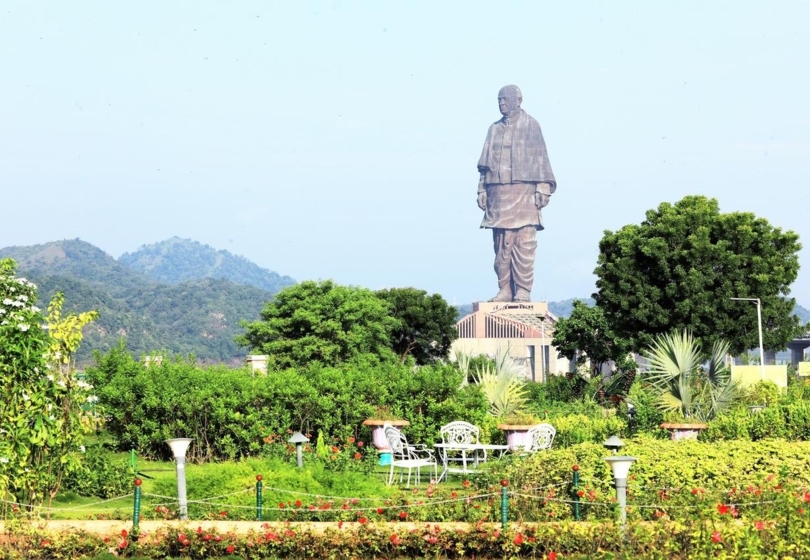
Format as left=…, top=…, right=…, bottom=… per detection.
left=31, top=306, right=40, bottom=312
left=2, top=299, right=11, bottom=305
left=80, top=445, right=86, bottom=453
left=21, top=393, right=29, bottom=401
left=18, top=324, right=29, bottom=332
left=0, top=457, right=9, bottom=464
left=47, top=375, right=54, bottom=382
left=0, top=309, right=5, bottom=314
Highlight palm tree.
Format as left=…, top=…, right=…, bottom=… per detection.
left=643, top=330, right=739, bottom=421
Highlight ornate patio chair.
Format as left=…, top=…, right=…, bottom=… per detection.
left=384, top=424, right=437, bottom=487
left=525, top=423, right=556, bottom=453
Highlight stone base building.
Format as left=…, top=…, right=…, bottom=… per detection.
left=451, top=301, right=570, bottom=382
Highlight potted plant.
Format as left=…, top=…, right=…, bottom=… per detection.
left=644, top=330, right=740, bottom=440
left=362, top=406, right=409, bottom=464
left=497, top=410, right=543, bottom=451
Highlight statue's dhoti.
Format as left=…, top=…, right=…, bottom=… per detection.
left=480, top=182, right=542, bottom=302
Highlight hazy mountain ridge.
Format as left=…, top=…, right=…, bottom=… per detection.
left=120, top=237, right=295, bottom=294
left=0, top=239, right=282, bottom=364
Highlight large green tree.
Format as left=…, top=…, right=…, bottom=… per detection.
left=376, top=287, right=459, bottom=365
left=236, top=280, right=398, bottom=368
left=594, top=195, right=802, bottom=354
left=552, top=300, right=632, bottom=375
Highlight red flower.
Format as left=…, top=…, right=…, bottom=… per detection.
left=196, top=526, right=203, bottom=534
left=118, top=540, right=128, bottom=550
left=177, top=534, right=187, bottom=542
left=390, top=534, right=402, bottom=545
left=577, top=490, right=585, bottom=498
left=202, top=534, right=212, bottom=542
left=331, top=446, right=340, bottom=453
left=279, top=502, right=285, bottom=508
left=711, top=531, right=722, bottom=543
left=182, top=539, right=191, bottom=546
left=514, top=533, right=524, bottom=545
left=803, top=492, right=810, bottom=503
left=358, top=516, right=368, bottom=524
left=354, top=452, right=362, bottom=460
left=121, top=529, right=128, bottom=538
left=548, top=552, right=558, bottom=560
left=462, top=480, right=471, bottom=488
left=358, top=441, right=364, bottom=447
left=377, top=508, right=384, bottom=514
left=338, top=521, right=344, bottom=528
left=226, top=544, right=235, bottom=554
left=214, top=535, right=223, bottom=542
left=399, top=511, right=408, bottom=520
left=348, top=436, right=356, bottom=443
left=717, top=503, right=729, bottom=514
left=295, top=500, right=302, bottom=508
left=754, top=521, right=766, bottom=531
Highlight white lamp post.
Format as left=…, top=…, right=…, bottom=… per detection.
left=166, top=438, right=193, bottom=520
left=730, top=297, right=765, bottom=381
left=603, top=436, right=636, bottom=531
left=288, top=432, right=310, bottom=468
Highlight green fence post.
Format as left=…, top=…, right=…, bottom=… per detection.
left=132, top=478, right=142, bottom=539
left=256, top=475, right=263, bottom=521
left=500, top=479, right=509, bottom=531
left=572, top=464, right=581, bottom=521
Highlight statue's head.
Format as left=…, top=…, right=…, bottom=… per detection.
left=498, top=85, right=522, bottom=116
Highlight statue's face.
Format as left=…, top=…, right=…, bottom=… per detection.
left=498, top=87, right=521, bottom=116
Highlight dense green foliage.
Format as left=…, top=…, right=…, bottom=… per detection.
left=86, top=344, right=488, bottom=461
left=237, top=280, right=399, bottom=368
left=594, top=195, right=803, bottom=353
left=376, top=287, right=458, bottom=364
left=552, top=300, right=632, bottom=375
left=0, top=239, right=274, bottom=364
left=119, top=236, right=295, bottom=293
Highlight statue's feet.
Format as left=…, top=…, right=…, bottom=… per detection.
left=512, top=289, right=531, bottom=302
left=488, top=289, right=512, bottom=302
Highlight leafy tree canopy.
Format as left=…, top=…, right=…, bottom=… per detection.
left=376, top=287, right=458, bottom=365
left=551, top=300, right=632, bottom=375
left=594, top=195, right=802, bottom=354
left=236, top=280, right=398, bottom=368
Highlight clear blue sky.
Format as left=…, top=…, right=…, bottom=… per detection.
left=2, top=1, right=809, bottom=306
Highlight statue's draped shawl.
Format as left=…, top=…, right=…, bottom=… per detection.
left=477, top=109, right=556, bottom=190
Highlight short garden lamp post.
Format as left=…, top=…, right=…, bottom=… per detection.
left=603, top=435, right=625, bottom=455
left=603, top=436, right=636, bottom=532
left=288, top=432, right=310, bottom=468
left=165, top=438, right=193, bottom=520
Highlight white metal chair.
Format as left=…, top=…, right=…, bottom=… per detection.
left=439, top=421, right=486, bottom=471
left=384, top=424, right=437, bottom=487
left=525, top=423, right=556, bottom=452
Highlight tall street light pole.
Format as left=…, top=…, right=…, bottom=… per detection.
left=730, top=297, right=765, bottom=381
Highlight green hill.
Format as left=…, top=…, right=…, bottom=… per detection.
left=0, top=239, right=283, bottom=365
left=120, top=237, right=295, bottom=293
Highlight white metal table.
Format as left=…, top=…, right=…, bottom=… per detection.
left=433, top=443, right=510, bottom=482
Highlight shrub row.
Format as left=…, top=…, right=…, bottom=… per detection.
left=8, top=516, right=810, bottom=559
left=86, top=346, right=488, bottom=462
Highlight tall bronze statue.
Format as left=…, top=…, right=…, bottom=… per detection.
left=477, top=85, right=556, bottom=303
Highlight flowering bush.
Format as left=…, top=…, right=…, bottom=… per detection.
left=0, top=258, right=98, bottom=508
left=8, top=514, right=810, bottom=558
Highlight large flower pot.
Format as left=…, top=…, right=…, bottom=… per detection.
left=660, top=422, right=708, bottom=441
left=362, top=418, right=410, bottom=457
left=497, top=424, right=540, bottom=452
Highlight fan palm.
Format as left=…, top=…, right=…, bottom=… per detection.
left=471, top=348, right=528, bottom=420
left=643, top=330, right=739, bottom=421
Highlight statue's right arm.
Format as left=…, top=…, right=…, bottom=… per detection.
left=477, top=174, right=486, bottom=211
